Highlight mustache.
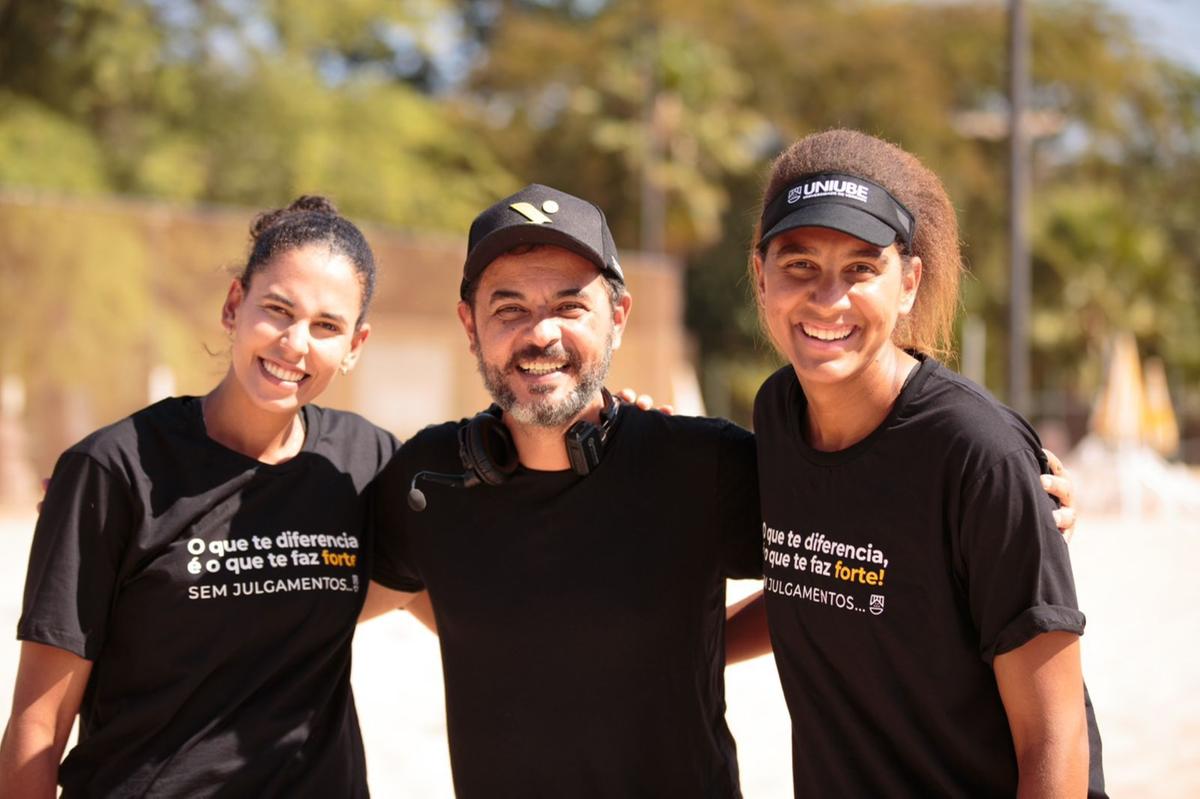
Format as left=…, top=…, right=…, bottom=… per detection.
left=505, top=344, right=579, bottom=371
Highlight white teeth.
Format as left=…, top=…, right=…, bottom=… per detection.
left=802, top=323, right=854, bottom=342
left=519, top=361, right=566, bottom=375
left=262, top=359, right=306, bottom=382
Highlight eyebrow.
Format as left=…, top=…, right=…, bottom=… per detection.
left=262, top=292, right=348, bottom=326
left=774, top=242, right=884, bottom=259
left=487, top=287, right=587, bottom=304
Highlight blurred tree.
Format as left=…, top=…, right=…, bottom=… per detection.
left=0, top=0, right=1197, bottom=431
left=463, top=0, right=773, bottom=252
left=1031, top=60, right=1200, bottom=399
left=0, top=0, right=517, bottom=454
left=0, top=0, right=515, bottom=227
left=0, top=93, right=108, bottom=193
left=459, top=0, right=1200, bottom=422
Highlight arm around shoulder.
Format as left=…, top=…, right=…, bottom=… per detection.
left=0, top=642, right=92, bottom=799
left=993, top=631, right=1088, bottom=798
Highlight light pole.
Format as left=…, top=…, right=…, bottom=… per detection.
left=1008, top=0, right=1031, bottom=414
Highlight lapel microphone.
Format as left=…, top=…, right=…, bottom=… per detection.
left=406, top=470, right=478, bottom=511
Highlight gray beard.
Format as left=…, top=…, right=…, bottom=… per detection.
left=477, top=336, right=613, bottom=428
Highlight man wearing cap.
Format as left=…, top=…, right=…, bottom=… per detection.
left=366, top=184, right=761, bottom=798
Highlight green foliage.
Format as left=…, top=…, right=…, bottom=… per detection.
left=0, top=93, right=108, bottom=193
left=460, top=0, right=1200, bottom=417
left=466, top=0, right=771, bottom=251
left=187, top=61, right=514, bottom=229
left=0, top=0, right=514, bottom=230
left=0, top=0, right=1197, bottom=428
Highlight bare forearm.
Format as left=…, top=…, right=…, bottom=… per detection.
left=1015, top=727, right=1088, bottom=799
left=0, top=642, right=90, bottom=799
left=0, top=718, right=65, bottom=799
left=995, top=632, right=1089, bottom=798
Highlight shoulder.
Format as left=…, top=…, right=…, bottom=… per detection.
left=307, top=405, right=400, bottom=455
left=617, top=405, right=754, bottom=455
left=907, top=361, right=1044, bottom=470
left=40, top=398, right=198, bottom=508
left=378, top=418, right=465, bottom=484
left=66, top=397, right=194, bottom=472
left=625, top=404, right=748, bottom=437
left=613, top=409, right=759, bottom=524
left=403, top=419, right=465, bottom=458
left=757, top=363, right=796, bottom=400
left=752, top=364, right=798, bottom=429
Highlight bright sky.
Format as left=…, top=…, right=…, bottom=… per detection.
left=1106, top=0, right=1200, bottom=70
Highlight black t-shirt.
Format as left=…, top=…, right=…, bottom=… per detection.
left=372, top=405, right=761, bottom=799
left=18, top=397, right=398, bottom=798
left=753, top=357, right=1106, bottom=797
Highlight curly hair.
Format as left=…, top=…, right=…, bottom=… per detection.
left=750, top=129, right=962, bottom=360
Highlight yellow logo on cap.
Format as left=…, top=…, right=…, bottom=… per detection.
left=510, top=202, right=553, bottom=224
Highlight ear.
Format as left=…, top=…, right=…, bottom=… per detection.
left=898, top=256, right=922, bottom=315
left=340, top=322, right=371, bottom=373
left=457, top=300, right=480, bottom=355
left=221, top=279, right=245, bottom=333
left=752, top=250, right=767, bottom=303
left=609, top=292, right=634, bottom=351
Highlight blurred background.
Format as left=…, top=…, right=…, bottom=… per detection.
left=0, top=0, right=1197, bottom=796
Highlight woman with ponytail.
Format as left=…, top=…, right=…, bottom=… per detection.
left=743, top=129, right=1106, bottom=797
left=0, top=196, right=393, bottom=797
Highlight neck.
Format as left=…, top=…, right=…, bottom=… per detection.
left=504, top=391, right=607, bottom=471
left=800, top=347, right=918, bottom=452
left=203, top=374, right=306, bottom=464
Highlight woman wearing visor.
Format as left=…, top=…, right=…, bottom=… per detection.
left=742, top=129, right=1105, bottom=797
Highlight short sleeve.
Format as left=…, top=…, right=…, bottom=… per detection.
left=959, top=448, right=1085, bottom=663
left=717, top=422, right=763, bottom=579
left=17, top=452, right=133, bottom=659
left=369, top=455, right=425, bottom=592
left=371, top=428, right=402, bottom=477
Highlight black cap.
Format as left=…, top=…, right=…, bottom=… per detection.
left=758, top=172, right=917, bottom=250
left=461, top=184, right=625, bottom=299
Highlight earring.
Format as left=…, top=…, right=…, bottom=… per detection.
left=339, top=365, right=349, bottom=376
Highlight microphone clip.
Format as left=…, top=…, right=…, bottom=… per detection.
left=407, top=469, right=479, bottom=512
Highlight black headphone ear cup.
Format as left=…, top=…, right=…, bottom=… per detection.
left=460, top=412, right=519, bottom=486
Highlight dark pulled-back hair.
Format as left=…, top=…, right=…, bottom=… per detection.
left=751, top=129, right=963, bottom=360
left=242, top=195, right=376, bottom=326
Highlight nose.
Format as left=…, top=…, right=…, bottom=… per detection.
left=807, top=272, right=852, bottom=312
left=279, top=322, right=311, bottom=356
left=528, top=314, right=562, bottom=349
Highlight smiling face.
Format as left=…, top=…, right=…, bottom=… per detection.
left=458, top=246, right=631, bottom=428
left=221, top=243, right=370, bottom=416
left=754, top=226, right=921, bottom=391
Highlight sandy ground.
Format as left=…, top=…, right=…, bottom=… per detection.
left=0, top=510, right=1197, bottom=797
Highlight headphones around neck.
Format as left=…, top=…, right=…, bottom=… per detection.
left=406, top=389, right=620, bottom=511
